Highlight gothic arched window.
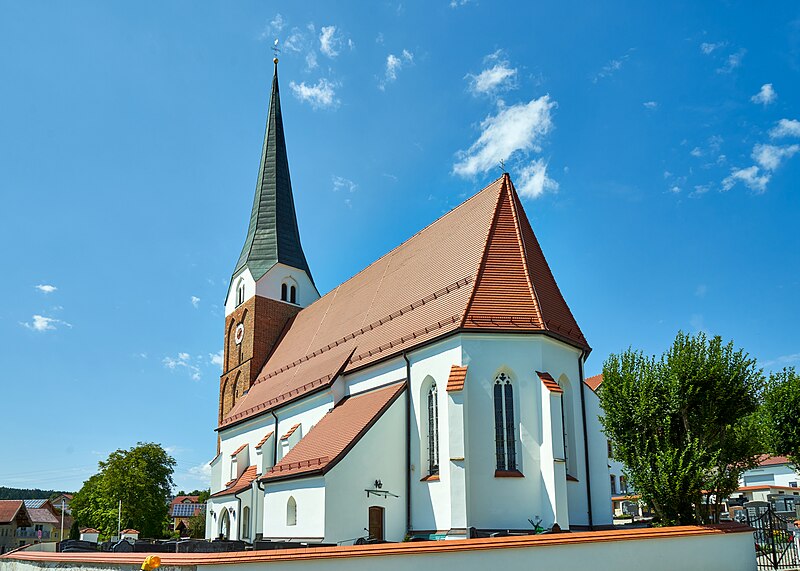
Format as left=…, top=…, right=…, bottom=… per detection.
left=281, top=283, right=288, bottom=301
left=286, top=496, right=297, bottom=526
left=494, top=372, right=517, bottom=471
left=427, top=382, right=439, bottom=476
left=236, top=279, right=245, bottom=307
left=241, top=506, right=250, bottom=539
left=290, top=285, right=297, bottom=304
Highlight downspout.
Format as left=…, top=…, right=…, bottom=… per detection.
left=578, top=349, right=594, bottom=530
left=402, top=352, right=412, bottom=536
left=235, top=492, right=243, bottom=541
left=270, top=411, right=279, bottom=468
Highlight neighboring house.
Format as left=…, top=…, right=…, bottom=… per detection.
left=17, top=500, right=61, bottom=544
left=50, top=494, right=72, bottom=515
left=205, top=60, right=612, bottom=545
left=722, top=456, right=800, bottom=519
left=739, top=456, right=798, bottom=488
left=79, top=528, right=100, bottom=543
left=170, top=496, right=205, bottom=534
left=0, top=500, right=32, bottom=554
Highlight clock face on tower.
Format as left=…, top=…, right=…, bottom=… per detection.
left=234, top=323, right=245, bottom=345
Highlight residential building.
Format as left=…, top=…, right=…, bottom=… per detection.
left=0, top=500, right=32, bottom=554
left=204, top=59, right=612, bottom=545
left=16, top=500, right=62, bottom=544
left=170, top=495, right=205, bottom=534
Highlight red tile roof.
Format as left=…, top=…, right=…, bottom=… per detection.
left=446, top=365, right=468, bottom=392
left=120, top=529, right=139, bottom=534
left=738, top=485, right=799, bottom=492
left=759, top=455, right=792, bottom=467
left=230, top=443, right=248, bottom=458
left=170, top=495, right=200, bottom=507
left=80, top=528, right=100, bottom=534
left=584, top=374, right=603, bottom=392
left=221, top=175, right=588, bottom=429
left=211, top=465, right=258, bottom=498
left=280, top=424, right=301, bottom=440
left=0, top=501, right=28, bottom=525
left=262, top=382, right=406, bottom=482
left=537, top=371, right=563, bottom=394
left=255, top=431, right=275, bottom=450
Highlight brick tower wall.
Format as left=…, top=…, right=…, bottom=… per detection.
left=218, top=295, right=302, bottom=426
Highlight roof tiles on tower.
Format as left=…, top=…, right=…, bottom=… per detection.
left=221, top=175, right=589, bottom=429
left=262, top=382, right=406, bottom=482
left=211, top=466, right=259, bottom=499
left=537, top=371, right=563, bottom=394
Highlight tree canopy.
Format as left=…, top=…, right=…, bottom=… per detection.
left=762, top=368, right=800, bottom=466
left=599, top=331, right=765, bottom=525
left=71, top=442, right=175, bottom=538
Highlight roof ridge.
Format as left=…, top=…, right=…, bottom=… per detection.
left=506, top=176, right=544, bottom=328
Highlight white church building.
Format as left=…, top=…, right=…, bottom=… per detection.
left=205, top=59, right=613, bottom=545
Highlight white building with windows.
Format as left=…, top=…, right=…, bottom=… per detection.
left=205, top=59, right=612, bottom=545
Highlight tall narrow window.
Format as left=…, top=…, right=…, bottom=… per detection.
left=620, top=476, right=627, bottom=493
left=286, top=496, right=297, bottom=526
left=236, top=279, right=245, bottom=306
left=494, top=372, right=517, bottom=471
left=290, top=285, right=297, bottom=304
left=427, top=382, right=439, bottom=475
left=281, top=283, right=288, bottom=301
left=610, top=475, right=617, bottom=495
left=242, top=506, right=250, bottom=539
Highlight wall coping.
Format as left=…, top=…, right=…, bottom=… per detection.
left=1, top=524, right=751, bottom=567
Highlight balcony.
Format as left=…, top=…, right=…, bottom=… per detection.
left=15, top=529, right=52, bottom=540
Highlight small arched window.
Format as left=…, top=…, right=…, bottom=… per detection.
left=241, top=506, right=250, bottom=539
left=290, top=285, right=297, bottom=304
left=427, top=382, right=439, bottom=476
left=286, top=496, right=297, bottom=526
left=493, top=372, right=517, bottom=471
left=281, top=283, right=288, bottom=301
left=236, top=279, right=245, bottom=307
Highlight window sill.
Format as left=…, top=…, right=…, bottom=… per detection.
left=495, top=470, right=524, bottom=478
left=566, top=474, right=579, bottom=482
left=420, top=474, right=440, bottom=482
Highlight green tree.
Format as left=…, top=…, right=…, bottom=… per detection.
left=71, top=443, right=175, bottom=538
left=762, top=368, right=800, bottom=466
left=599, top=331, right=765, bottom=526
left=69, top=520, right=80, bottom=540
left=186, top=509, right=206, bottom=538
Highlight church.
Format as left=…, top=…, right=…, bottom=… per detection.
left=204, top=59, right=613, bottom=545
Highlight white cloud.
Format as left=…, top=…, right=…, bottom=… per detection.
left=643, top=101, right=658, bottom=109
left=283, top=28, right=307, bottom=53
left=752, top=144, right=800, bottom=171
left=466, top=51, right=517, bottom=96
left=690, top=147, right=703, bottom=157
left=332, top=175, right=358, bottom=193
left=593, top=49, right=634, bottom=83
left=450, top=0, right=471, bottom=6
left=209, top=350, right=223, bottom=369
left=35, top=284, right=57, bottom=294
left=375, top=32, right=384, bottom=45
left=763, top=353, right=800, bottom=367
left=185, top=461, right=212, bottom=485
left=769, top=119, right=800, bottom=139
left=305, top=51, right=318, bottom=70
left=163, top=353, right=201, bottom=381
left=700, top=41, right=726, bottom=55
left=270, top=14, right=285, bottom=33
left=717, top=48, right=746, bottom=73
left=453, top=95, right=555, bottom=177
left=751, top=83, right=776, bottom=105
left=515, top=159, right=559, bottom=199
left=670, top=185, right=681, bottom=193
left=379, top=50, right=413, bottom=90
left=722, top=166, right=770, bottom=193
left=22, top=314, right=71, bottom=332
left=289, top=78, right=339, bottom=109
left=319, top=26, right=341, bottom=58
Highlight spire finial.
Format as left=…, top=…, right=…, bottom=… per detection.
left=272, top=38, right=280, bottom=66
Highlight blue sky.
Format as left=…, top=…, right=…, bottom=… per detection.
left=1, top=1, right=798, bottom=493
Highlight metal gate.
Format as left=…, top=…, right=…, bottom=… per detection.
left=746, top=501, right=800, bottom=570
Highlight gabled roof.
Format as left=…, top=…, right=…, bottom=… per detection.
left=280, top=424, right=301, bottom=440
left=262, top=382, right=406, bottom=482
left=221, top=174, right=588, bottom=429
left=584, top=373, right=603, bottom=392
left=23, top=499, right=48, bottom=509
left=211, top=466, right=258, bottom=498
left=0, top=500, right=30, bottom=526
left=120, top=529, right=139, bottom=534
left=170, top=495, right=200, bottom=507
left=255, top=431, right=274, bottom=450
left=230, top=444, right=248, bottom=458
left=27, top=508, right=58, bottom=525
left=232, top=60, right=313, bottom=285
left=446, top=365, right=468, bottom=392
left=80, top=528, right=100, bottom=534
left=758, top=455, right=793, bottom=467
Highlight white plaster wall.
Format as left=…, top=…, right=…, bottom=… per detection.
left=263, top=477, right=326, bottom=541
left=206, top=496, right=239, bottom=540
left=272, top=392, right=335, bottom=461
left=225, top=264, right=319, bottom=316
left=324, top=392, right=407, bottom=544
left=225, top=267, right=256, bottom=316
left=345, top=357, right=406, bottom=397
left=740, top=464, right=799, bottom=488
left=584, top=388, right=614, bottom=526
left=407, top=336, right=463, bottom=533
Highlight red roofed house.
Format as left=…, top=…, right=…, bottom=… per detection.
left=205, top=59, right=612, bottom=545
left=169, top=496, right=206, bottom=535
left=0, top=501, right=32, bottom=554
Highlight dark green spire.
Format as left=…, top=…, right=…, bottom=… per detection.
left=232, top=59, right=314, bottom=284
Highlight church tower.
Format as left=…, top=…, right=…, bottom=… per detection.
left=219, top=59, right=319, bottom=427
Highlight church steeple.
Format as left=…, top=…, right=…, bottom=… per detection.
left=232, top=58, right=314, bottom=285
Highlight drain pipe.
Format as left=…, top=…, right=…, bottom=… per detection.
left=402, top=352, right=412, bottom=536
left=271, top=410, right=279, bottom=467
left=578, top=349, right=594, bottom=530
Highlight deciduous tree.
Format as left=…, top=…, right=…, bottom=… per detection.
left=762, top=368, right=800, bottom=466
left=599, top=332, right=764, bottom=525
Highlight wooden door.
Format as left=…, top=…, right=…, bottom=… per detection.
left=368, top=506, right=384, bottom=541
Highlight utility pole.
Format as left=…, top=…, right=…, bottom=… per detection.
left=117, top=500, right=121, bottom=539
left=60, top=499, right=65, bottom=543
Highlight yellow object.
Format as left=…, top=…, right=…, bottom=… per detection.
left=141, top=555, right=161, bottom=570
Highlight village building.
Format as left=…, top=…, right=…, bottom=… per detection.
left=170, top=495, right=205, bottom=535
left=0, top=501, right=32, bottom=554
left=204, top=59, right=613, bottom=545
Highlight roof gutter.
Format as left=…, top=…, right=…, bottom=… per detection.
left=402, top=351, right=412, bottom=535
left=578, top=349, right=593, bottom=530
